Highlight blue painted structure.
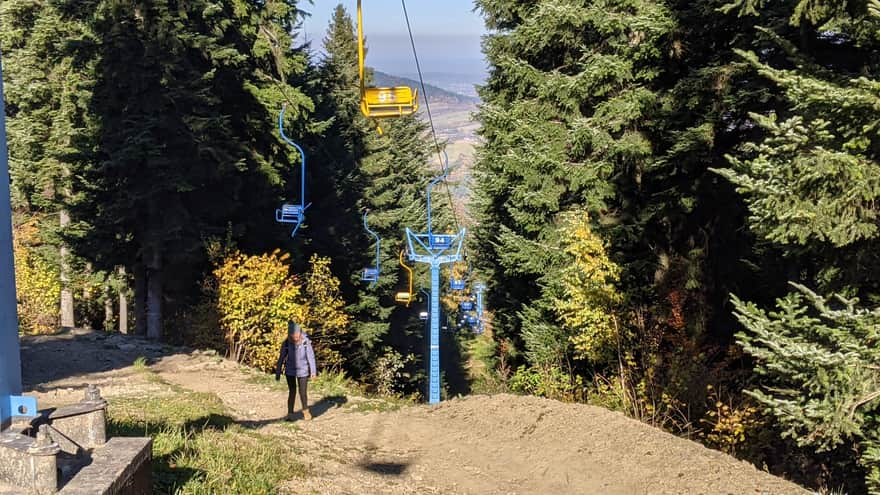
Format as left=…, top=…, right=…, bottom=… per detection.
left=404, top=151, right=464, bottom=404
left=360, top=211, right=380, bottom=285
left=275, top=106, right=311, bottom=237
left=0, top=54, right=37, bottom=428
left=473, top=282, right=486, bottom=334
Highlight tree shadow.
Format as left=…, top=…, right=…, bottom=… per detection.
left=355, top=416, right=413, bottom=477
left=106, top=412, right=233, bottom=493
left=235, top=394, right=348, bottom=428
left=20, top=329, right=176, bottom=388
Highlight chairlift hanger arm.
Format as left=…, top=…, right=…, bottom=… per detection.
left=361, top=211, right=381, bottom=286
left=276, top=106, right=310, bottom=238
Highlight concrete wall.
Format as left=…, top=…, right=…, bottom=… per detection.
left=0, top=53, right=24, bottom=426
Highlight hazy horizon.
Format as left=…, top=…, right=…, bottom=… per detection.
left=302, top=1, right=487, bottom=89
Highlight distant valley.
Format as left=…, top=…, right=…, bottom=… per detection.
left=373, top=71, right=480, bottom=221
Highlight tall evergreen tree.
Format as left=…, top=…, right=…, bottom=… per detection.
left=717, top=1, right=880, bottom=490
left=0, top=0, right=99, bottom=329
left=64, top=0, right=313, bottom=339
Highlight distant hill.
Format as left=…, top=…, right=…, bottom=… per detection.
left=372, top=70, right=479, bottom=105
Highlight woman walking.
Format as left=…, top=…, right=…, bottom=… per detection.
left=275, top=322, right=317, bottom=420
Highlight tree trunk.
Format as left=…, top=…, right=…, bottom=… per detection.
left=59, top=209, right=74, bottom=329
left=118, top=266, right=128, bottom=334
left=145, top=247, right=162, bottom=340
left=103, top=280, right=113, bottom=331
left=82, top=262, right=93, bottom=329
left=134, top=262, right=146, bottom=336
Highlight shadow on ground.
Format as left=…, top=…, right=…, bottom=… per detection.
left=236, top=395, right=349, bottom=428
left=108, top=413, right=234, bottom=492
left=20, top=328, right=183, bottom=389
left=355, top=415, right=414, bottom=477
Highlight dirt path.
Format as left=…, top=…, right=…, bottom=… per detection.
left=21, top=330, right=809, bottom=495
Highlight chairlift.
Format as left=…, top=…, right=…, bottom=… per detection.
left=460, top=301, right=474, bottom=312
left=356, top=0, right=419, bottom=123
left=450, top=279, right=466, bottom=291
left=360, top=211, right=381, bottom=286
left=419, top=311, right=429, bottom=320
left=275, top=106, right=311, bottom=237
left=395, top=250, right=414, bottom=306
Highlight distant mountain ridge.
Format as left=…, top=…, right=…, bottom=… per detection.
left=372, top=70, right=479, bottom=105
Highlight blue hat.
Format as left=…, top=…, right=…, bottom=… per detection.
left=288, top=322, right=302, bottom=336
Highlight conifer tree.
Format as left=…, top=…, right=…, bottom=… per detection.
left=473, top=0, right=675, bottom=377
left=64, top=0, right=313, bottom=339
left=0, top=0, right=98, bottom=329
left=719, top=2, right=880, bottom=490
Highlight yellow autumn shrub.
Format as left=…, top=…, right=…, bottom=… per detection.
left=13, top=218, right=60, bottom=334
left=552, top=209, right=622, bottom=364
left=699, top=385, right=762, bottom=455
left=214, top=249, right=307, bottom=372
left=300, top=254, right=351, bottom=370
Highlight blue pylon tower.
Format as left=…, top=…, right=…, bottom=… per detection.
left=0, top=52, right=38, bottom=427
left=405, top=152, right=464, bottom=404
left=473, top=281, right=486, bottom=334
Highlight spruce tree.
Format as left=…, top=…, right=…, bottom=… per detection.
left=0, top=0, right=99, bottom=329
left=64, top=0, right=313, bottom=339
left=473, top=0, right=675, bottom=378
left=718, top=2, right=880, bottom=490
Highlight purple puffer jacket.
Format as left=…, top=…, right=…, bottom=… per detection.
left=275, top=336, right=317, bottom=378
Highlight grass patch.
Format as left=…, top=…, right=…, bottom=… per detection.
left=245, top=369, right=361, bottom=399
left=108, top=386, right=305, bottom=494
left=311, top=370, right=359, bottom=398
left=245, top=369, right=288, bottom=393
left=130, top=356, right=168, bottom=386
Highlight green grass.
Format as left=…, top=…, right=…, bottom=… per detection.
left=109, top=363, right=306, bottom=494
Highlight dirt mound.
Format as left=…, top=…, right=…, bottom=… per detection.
left=19, top=330, right=808, bottom=494
left=301, top=394, right=807, bottom=495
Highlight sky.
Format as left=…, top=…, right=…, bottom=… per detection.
left=301, top=1, right=487, bottom=81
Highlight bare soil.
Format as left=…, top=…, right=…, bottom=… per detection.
left=20, top=329, right=809, bottom=495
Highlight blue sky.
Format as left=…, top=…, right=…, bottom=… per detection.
left=301, top=1, right=487, bottom=80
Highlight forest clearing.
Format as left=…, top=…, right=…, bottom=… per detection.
left=18, top=329, right=807, bottom=494
left=2, top=0, right=880, bottom=493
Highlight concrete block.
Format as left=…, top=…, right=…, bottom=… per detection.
left=58, top=437, right=152, bottom=495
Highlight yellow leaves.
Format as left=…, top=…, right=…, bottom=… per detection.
left=551, top=209, right=622, bottom=364
left=213, top=250, right=350, bottom=373
left=301, top=254, right=351, bottom=369
left=13, top=218, right=60, bottom=334
left=214, top=249, right=306, bottom=372
left=699, top=385, right=763, bottom=454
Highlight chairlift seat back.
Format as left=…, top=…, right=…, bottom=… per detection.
left=361, top=86, right=419, bottom=118
left=362, top=268, right=379, bottom=282
left=276, top=204, right=304, bottom=224
left=450, top=279, right=466, bottom=291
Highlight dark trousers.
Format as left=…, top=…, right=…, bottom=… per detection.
left=285, top=375, right=309, bottom=413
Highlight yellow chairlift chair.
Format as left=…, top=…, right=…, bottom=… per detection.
left=357, top=0, right=419, bottom=123
left=395, top=250, right=414, bottom=307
